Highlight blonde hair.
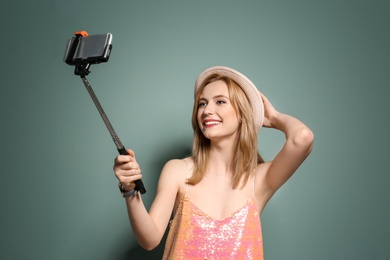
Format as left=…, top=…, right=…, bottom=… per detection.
left=189, top=74, right=264, bottom=189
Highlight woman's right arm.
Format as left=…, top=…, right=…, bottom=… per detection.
left=114, top=149, right=183, bottom=250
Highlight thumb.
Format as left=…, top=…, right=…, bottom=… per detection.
left=126, top=148, right=135, bottom=158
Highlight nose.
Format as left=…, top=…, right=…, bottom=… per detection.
left=203, top=103, right=215, bottom=115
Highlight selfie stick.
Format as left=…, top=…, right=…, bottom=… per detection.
left=68, top=31, right=146, bottom=194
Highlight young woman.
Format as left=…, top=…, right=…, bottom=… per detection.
left=114, top=66, right=314, bottom=259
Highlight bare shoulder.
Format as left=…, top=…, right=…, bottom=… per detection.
left=161, top=158, right=190, bottom=176
left=158, top=157, right=192, bottom=191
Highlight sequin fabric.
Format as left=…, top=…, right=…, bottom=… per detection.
left=163, top=193, right=263, bottom=259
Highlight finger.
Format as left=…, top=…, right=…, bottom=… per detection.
left=129, top=161, right=139, bottom=169
left=116, top=149, right=137, bottom=163
left=261, top=95, right=270, bottom=107
left=128, top=150, right=138, bottom=163
left=118, top=174, right=143, bottom=188
left=119, top=161, right=139, bottom=171
left=118, top=170, right=142, bottom=182
left=118, top=160, right=141, bottom=172
left=115, top=154, right=135, bottom=164
left=115, top=166, right=142, bottom=181
left=129, top=168, right=142, bottom=176
left=126, top=149, right=135, bottom=157
left=119, top=169, right=141, bottom=178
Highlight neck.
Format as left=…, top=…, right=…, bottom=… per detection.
left=207, top=138, right=236, bottom=175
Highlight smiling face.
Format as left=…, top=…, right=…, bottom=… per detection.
left=196, top=80, right=240, bottom=141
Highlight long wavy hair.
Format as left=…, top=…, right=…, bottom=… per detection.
left=189, top=74, right=264, bottom=189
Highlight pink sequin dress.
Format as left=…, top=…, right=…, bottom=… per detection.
left=163, top=186, right=263, bottom=259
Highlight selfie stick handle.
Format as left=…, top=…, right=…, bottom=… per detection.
left=80, top=76, right=147, bottom=194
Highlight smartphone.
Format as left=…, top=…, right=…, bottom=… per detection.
left=64, top=33, right=112, bottom=65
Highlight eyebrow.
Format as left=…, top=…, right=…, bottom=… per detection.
left=199, top=94, right=230, bottom=101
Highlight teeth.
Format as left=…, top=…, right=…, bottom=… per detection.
left=205, top=121, right=220, bottom=125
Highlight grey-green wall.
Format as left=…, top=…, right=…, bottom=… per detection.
left=1, top=0, right=389, bottom=259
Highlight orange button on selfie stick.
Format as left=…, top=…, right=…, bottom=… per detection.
left=74, top=31, right=88, bottom=37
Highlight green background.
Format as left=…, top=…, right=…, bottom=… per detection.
left=1, top=0, right=389, bottom=259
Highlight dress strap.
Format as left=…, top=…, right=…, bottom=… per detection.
left=252, top=174, right=255, bottom=196
left=183, top=159, right=189, bottom=194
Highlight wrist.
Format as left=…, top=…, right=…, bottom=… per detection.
left=269, top=111, right=287, bottom=130
left=118, top=183, right=138, bottom=197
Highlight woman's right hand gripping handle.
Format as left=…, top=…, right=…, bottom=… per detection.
left=114, top=148, right=143, bottom=192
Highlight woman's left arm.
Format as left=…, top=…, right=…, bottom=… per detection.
left=261, top=93, right=314, bottom=194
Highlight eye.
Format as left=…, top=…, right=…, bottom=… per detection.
left=216, top=100, right=227, bottom=105
left=198, top=101, right=207, bottom=108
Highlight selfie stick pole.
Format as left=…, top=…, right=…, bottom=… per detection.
left=78, top=75, right=146, bottom=194
left=71, top=33, right=146, bottom=194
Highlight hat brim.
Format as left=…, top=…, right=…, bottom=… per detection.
left=195, top=66, right=264, bottom=132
